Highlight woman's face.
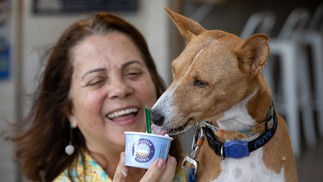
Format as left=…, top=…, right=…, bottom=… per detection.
left=69, top=31, right=157, bottom=153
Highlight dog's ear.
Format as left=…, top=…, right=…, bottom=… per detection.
left=164, top=7, right=205, bottom=43
left=236, top=34, right=269, bottom=76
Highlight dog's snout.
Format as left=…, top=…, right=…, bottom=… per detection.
left=150, top=110, right=164, bottom=126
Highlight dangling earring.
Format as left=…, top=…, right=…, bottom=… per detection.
left=65, top=122, right=75, bottom=155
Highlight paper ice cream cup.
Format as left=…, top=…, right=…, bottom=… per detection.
left=124, top=131, right=173, bottom=169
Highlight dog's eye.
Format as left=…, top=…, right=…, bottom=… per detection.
left=194, top=80, right=208, bottom=88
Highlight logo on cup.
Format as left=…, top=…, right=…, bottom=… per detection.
left=132, top=138, right=155, bottom=163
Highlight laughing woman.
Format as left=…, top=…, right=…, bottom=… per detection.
left=6, top=12, right=186, bottom=181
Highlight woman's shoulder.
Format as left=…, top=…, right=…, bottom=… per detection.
left=53, top=153, right=112, bottom=182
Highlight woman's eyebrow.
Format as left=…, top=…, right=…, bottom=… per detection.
left=81, top=68, right=106, bottom=81
left=121, top=60, right=144, bottom=69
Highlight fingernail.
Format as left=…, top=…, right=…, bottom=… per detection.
left=170, top=156, right=177, bottom=165
left=122, top=169, right=128, bottom=177
left=157, top=158, right=166, bottom=169
left=120, top=152, right=125, bottom=162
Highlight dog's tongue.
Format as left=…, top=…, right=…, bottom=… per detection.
left=151, top=124, right=168, bottom=135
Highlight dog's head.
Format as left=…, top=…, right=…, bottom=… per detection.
left=151, top=8, right=269, bottom=135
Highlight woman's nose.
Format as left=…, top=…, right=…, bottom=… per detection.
left=108, top=79, right=133, bottom=99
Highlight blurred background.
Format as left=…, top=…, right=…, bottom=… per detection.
left=0, top=0, right=322, bottom=181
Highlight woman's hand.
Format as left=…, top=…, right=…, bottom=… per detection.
left=113, top=152, right=177, bottom=182
left=140, top=155, right=177, bottom=182
left=113, top=152, right=129, bottom=182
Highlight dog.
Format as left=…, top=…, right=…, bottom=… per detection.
left=151, top=8, right=297, bottom=182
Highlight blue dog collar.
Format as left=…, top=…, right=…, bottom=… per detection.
left=205, top=103, right=277, bottom=159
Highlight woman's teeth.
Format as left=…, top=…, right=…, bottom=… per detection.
left=107, top=108, right=138, bottom=119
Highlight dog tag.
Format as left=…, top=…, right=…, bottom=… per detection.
left=224, top=140, right=249, bottom=158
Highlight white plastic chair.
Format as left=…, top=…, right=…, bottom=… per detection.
left=265, top=8, right=317, bottom=157
left=280, top=4, right=323, bottom=146
left=240, top=11, right=276, bottom=39
left=307, top=4, right=323, bottom=139
left=240, top=9, right=317, bottom=157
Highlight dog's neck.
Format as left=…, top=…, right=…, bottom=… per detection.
left=216, top=91, right=258, bottom=131
left=215, top=77, right=272, bottom=133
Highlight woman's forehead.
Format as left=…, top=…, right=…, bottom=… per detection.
left=70, top=32, right=145, bottom=77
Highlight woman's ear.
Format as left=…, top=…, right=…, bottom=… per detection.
left=63, top=103, right=78, bottom=128
left=68, top=114, right=78, bottom=128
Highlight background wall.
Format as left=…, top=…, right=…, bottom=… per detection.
left=0, top=0, right=19, bottom=181
left=22, top=0, right=172, bottom=113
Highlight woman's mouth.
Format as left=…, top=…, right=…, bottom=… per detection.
left=106, top=108, right=139, bottom=120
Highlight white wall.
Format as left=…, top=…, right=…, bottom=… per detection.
left=0, top=0, right=18, bottom=181
left=23, top=0, right=171, bottom=100
left=0, top=0, right=172, bottom=181
left=0, top=83, right=16, bottom=182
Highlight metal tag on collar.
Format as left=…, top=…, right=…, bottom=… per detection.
left=182, top=156, right=198, bottom=175
left=224, top=140, right=250, bottom=158
left=181, top=136, right=201, bottom=173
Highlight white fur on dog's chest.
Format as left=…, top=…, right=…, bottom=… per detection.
left=212, top=148, right=285, bottom=182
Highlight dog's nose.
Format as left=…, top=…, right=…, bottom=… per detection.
left=150, top=110, right=164, bottom=126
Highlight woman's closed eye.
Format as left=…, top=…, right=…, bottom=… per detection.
left=125, top=69, right=143, bottom=79
left=85, top=76, right=107, bottom=87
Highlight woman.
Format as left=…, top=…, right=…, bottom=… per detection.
left=7, top=12, right=185, bottom=181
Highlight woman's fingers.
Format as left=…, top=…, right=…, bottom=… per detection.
left=113, top=152, right=177, bottom=182
left=160, top=156, right=177, bottom=181
left=112, top=152, right=128, bottom=182
left=140, top=158, right=166, bottom=182
left=140, top=156, right=177, bottom=182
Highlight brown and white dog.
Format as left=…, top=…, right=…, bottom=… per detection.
left=151, top=8, right=297, bottom=182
